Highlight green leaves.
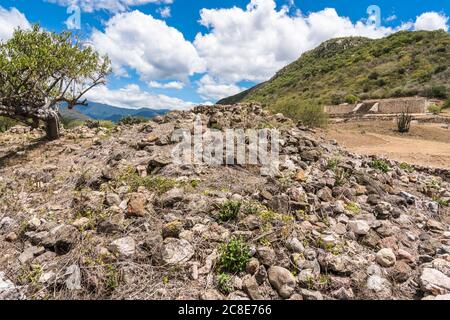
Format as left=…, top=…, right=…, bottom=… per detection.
left=0, top=24, right=111, bottom=123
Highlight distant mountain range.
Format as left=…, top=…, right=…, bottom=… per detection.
left=60, top=102, right=170, bottom=122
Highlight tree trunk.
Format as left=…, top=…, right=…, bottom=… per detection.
left=45, top=114, right=60, bottom=140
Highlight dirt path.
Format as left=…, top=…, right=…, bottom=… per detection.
left=324, top=121, right=450, bottom=169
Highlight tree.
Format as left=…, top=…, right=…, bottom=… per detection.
left=0, top=25, right=110, bottom=139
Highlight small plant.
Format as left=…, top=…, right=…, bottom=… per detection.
left=217, top=273, right=234, bottom=294
left=428, top=104, right=442, bottom=115
left=242, top=201, right=263, bottom=215
left=399, top=162, right=414, bottom=173
left=443, top=98, right=450, bottom=109
left=219, top=200, right=242, bottom=222
left=119, top=166, right=179, bottom=194
left=118, top=116, right=147, bottom=126
left=344, top=94, right=359, bottom=104
left=105, top=264, right=120, bottom=291
left=370, top=159, right=390, bottom=173
left=396, top=110, right=412, bottom=133
left=334, top=168, right=350, bottom=187
left=327, top=158, right=340, bottom=171
left=345, top=202, right=361, bottom=214
left=218, top=237, right=251, bottom=273
left=433, top=197, right=449, bottom=207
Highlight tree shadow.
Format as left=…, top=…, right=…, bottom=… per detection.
left=0, top=137, right=50, bottom=169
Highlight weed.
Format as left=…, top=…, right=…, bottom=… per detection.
left=218, top=237, right=251, bottom=273
left=370, top=159, right=390, bottom=173
left=219, top=200, right=242, bottom=222
left=217, top=273, right=234, bottom=294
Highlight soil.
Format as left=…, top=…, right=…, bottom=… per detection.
left=323, top=120, right=450, bottom=169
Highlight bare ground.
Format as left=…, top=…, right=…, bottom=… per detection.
left=323, top=120, right=450, bottom=169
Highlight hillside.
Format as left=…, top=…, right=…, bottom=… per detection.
left=0, top=104, right=449, bottom=300
left=218, top=31, right=450, bottom=118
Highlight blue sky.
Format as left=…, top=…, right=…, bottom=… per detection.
left=0, top=0, right=449, bottom=110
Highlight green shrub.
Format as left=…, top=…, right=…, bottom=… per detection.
left=344, top=94, right=359, bottom=104
left=61, top=117, right=84, bottom=129
left=370, top=159, right=390, bottom=173
left=0, top=116, right=18, bottom=132
left=118, top=116, right=147, bottom=126
left=428, top=104, right=442, bottom=115
left=399, top=162, right=415, bottom=173
left=218, top=237, right=251, bottom=273
left=219, top=200, right=242, bottom=222
left=443, top=98, right=450, bottom=109
left=297, top=105, right=328, bottom=128
left=217, top=273, right=233, bottom=293
left=423, top=85, right=448, bottom=99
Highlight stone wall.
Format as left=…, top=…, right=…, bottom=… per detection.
left=325, top=97, right=430, bottom=116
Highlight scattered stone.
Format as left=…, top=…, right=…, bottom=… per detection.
left=242, top=275, right=263, bottom=300
left=376, top=248, right=396, bottom=268
left=109, top=237, right=136, bottom=259
left=161, top=238, right=195, bottom=265
left=348, top=220, right=371, bottom=236
left=420, top=268, right=450, bottom=295
left=268, top=266, right=296, bottom=299
left=127, top=193, right=147, bottom=217
left=162, top=220, right=183, bottom=239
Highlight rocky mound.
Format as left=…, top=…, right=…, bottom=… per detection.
left=0, top=104, right=449, bottom=300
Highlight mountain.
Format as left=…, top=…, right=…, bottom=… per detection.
left=218, top=30, right=450, bottom=118
left=60, top=102, right=170, bottom=122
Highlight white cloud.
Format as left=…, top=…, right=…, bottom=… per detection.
left=85, top=84, right=194, bottom=110
left=414, top=12, right=448, bottom=31
left=193, top=0, right=397, bottom=84
left=385, top=15, right=397, bottom=22
left=196, top=75, right=245, bottom=101
left=91, top=10, right=205, bottom=81
left=148, top=80, right=184, bottom=89
left=157, top=6, right=171, bottom=18
left=45, top=0, right=173, bottom=13
left=0, top=7, right=31, bottom=42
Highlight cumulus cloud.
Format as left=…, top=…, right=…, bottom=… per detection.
left=45, top=0, right=173, bottom=13
left=0, top=6, right=31, bottom=42
left=85, top=84, right=193, bottom=110
left=148, top=81, right=184, bottom=89
left=193, top=0, right=396, bottom=84
left=196, top=75, right=245, bottom=101
left=413, top=12, right=448, bottom=31
left=91, top=10, right=205, bottom=81
left=157, top=6, right=171, bottom=18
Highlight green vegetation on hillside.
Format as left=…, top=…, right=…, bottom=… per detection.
left=218, top=31, right=450, bottom=122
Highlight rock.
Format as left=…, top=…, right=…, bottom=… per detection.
left=348, top=220, right=371, bottom=235
left=161, top=188, right=184, bottom=207
left=200, top=289, right=224, bottom=300
left=109, top=237, right=136, bottom=259
left=64, top=264, right=82, bottom=290
left=18, top=246, right=45, bottom=264
left=5, top=232, right=17, bottom=242
left=242, top=275, right=263, bottom=300
left=255, top=265, right=268, bottom=285
left=72, top=217, right=91, bottom=229
left=0, top=217, right=15, bottom=230
left=331, top=287, right=354, bottom=300
left=49, top=224, right=79, bottom=255
left=366, top=275, right=392, bottom=299
left=246, top=258, right=260, bottom=275
left=162, top=220, right=183, bottom=239
left=294, top=169, right=307, bottom=182
left=390, top=261, right=412, bottom=283
left=161, top=238, right=195, bottom=265
left=376, top=248, right=396, bottom=268
left=286, top=237, right=304, bottom=253
left=300, top=288, right=323, bottom=300
left=27, top=217, right=41, bottom=231
left=317, top=187, right=333, bottom=202
left=257, top=246, right=276, bottom=266
left=127, top=193, right=147, bottom=217
left=420, top=268, right=450, bottom=295
left=268, top=266, right=296, bottom=299
left=374, top=202, right=393, bottom=219
left=106, top=193, right=121, bottom=206
left=0, top=272, right=24, bottom=300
